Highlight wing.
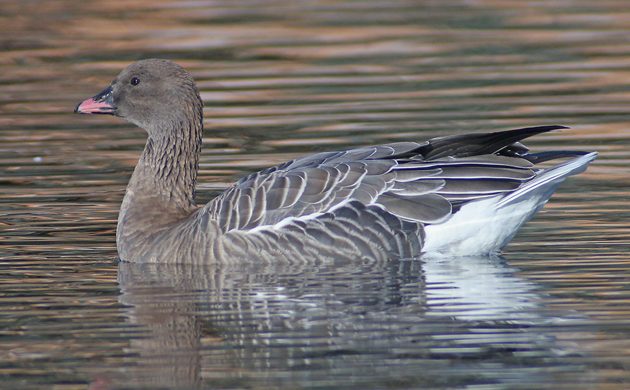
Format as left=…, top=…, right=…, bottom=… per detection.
left=202, top=125, right=568, bottom=232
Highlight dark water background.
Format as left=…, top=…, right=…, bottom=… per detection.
left=1, top=1, right=629, bottom=388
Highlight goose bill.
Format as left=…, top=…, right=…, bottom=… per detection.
left=74, top=86, right=115, bottom=115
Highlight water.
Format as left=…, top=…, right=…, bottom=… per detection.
left=1, top=0, right=629, bottom=388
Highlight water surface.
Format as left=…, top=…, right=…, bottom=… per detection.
left=1, top=1, right=629, bottom=388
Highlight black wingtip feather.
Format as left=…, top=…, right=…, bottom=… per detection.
left=490, top=125, right=569, bottom=137
left=420, top=125, right=570, bottom=160
left=522, top=150, right=590, bottom=164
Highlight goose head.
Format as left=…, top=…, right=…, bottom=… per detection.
left=75, top=59, right=203, bottom=137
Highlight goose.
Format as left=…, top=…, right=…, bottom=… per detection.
left=75, top=59, right=596, bottom=263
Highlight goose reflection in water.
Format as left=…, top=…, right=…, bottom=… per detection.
left=109, top=255, right=575, bottom=389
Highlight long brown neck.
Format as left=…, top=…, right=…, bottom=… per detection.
left=117, top=105, right=203, bottom=260
left=131, top=124, right=202, bottom=213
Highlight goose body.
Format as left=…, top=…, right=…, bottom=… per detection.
left=75, top=59, right=596, bottom=263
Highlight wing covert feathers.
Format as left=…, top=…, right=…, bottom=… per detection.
left=203, top=125, right=591, bottom=253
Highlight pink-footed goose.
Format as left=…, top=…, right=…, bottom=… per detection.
left=75, top=59, right=596, bottom=263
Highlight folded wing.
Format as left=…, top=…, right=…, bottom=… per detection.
left=202, top=125, right=575, bottom=233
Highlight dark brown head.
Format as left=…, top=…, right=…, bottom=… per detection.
left=75, top=59, right=203, bottom=136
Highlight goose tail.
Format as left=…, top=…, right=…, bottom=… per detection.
left=422, top=152, right=597, bottom=257
left=497, top=151, right=597, bottom=208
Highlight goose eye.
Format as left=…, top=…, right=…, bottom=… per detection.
left=130, top=77, right=140, bottom=86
